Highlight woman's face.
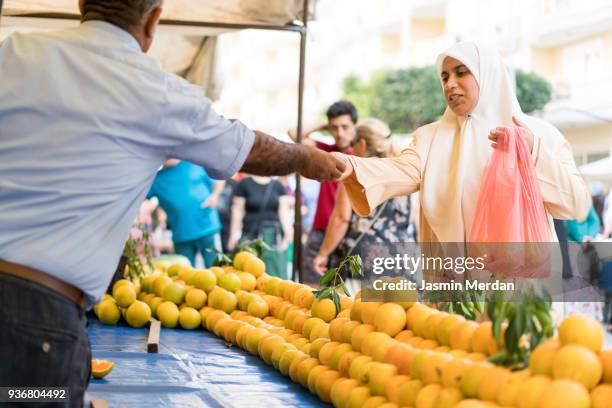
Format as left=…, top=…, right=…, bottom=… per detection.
left=441, top=57, right=480, bottom=117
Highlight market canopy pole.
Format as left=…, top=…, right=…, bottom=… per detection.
left=0, top=0, right=4, bottom=25
left=293, top=0, right=308, bottom=284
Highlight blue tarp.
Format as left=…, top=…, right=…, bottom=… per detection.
left=85, top=317, right=331, bottom=407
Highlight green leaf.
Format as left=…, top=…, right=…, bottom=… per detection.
left=332, top=291, right=341, bottom=314
left=341, top=282, right=351, bottom=297
left=316, top=287, right=332, bottom=300
left=319, top=268, right=337, bottom=286
left=488, top=349, right=509, bottom=365
left=493, top=302, right=507, bottom=342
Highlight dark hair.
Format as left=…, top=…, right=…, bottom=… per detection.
left=326, top=100, right=358, bottom=124
left=82, top=0, right=162, bottom=31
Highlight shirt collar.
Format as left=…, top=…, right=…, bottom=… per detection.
left=81, top=20, right=142, bottom=52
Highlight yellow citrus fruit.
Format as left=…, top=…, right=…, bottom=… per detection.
left=360, top=302, right=383, bottom=325
left=311, top=298, right=338, bottom=323
left=460, top=362, right=492, bottom=398
left=178, top=307, right=201, bottom=330
left=435, top=314, right=465, bottom=346
left=516, top=375, right=551, bottom=408
left=296, top=358, right=320, bottom=388
left=340, top=320, right=362, bottom=344
left=591, top=384, right=612, bottom=408
left=422, top=311, right=448, bottom=341
left=435, top=387, right=463, bottom=408
left=293, top=287, right=315, bottom=309
left=361, top=332, right=392, bottom=357
left=218, top=272, right=241, bottom=293
left=600, top=349, right=612, bottom=383
left=156, top=301, right=180, bottom=328
left=244, top=256, right=265, bottom=277
left=91, top=359, right=114, bottom=379
left=214, top=289, right=238, bottom=313
left=233, top=251, right=256, bottom=271
left=185, top=288, right=207, bottom=309
left=384, top=374, right=411, bottom=404
left=331, top=378, right=360, bottom=408
left=368, top=363, right=398, bottom=396
left=125, top=300, right=151, bottom=328
left=374, top=303, right=407, bottom=337
left=414, top=383, right=442, bottom=408
left=441, top=357, right=470, bottom=389
left=113, top=285, right=136, bottom=308
left=153, top=275, right=172, bottom=297
left=288, top=352, right=311, bottom=383
left=420, top=352, right=452, bottom=385
left=552, top=344, right=603, bottom=390
left=449, top=320, right=478, bottom=351
left=247, top=297, right=269, bottom=318
left=97, top=299, right=121, bottom=325
left=350, top=299, right=364, bottom=322
left=162, top=282, right=186, bottom=305
left=539, top=379, right=590, bottom=408
left=316, top=369, right=341, bottom=403
left=397, top=379, right=423, bottom=408
left=351, top=324, right=375, bottom=352
left=191, top=269, right=217, bottom=292
left=496, top=369, right=530, bottom=406
left=347, top=386, right=372, bottom=408
left=338, top=351, right=362, bottom=378
left=529, top=338, right=560, bottom=376
left=237, top=272, right=257, bottom=291
left=477, top=366, right=509, bottom=401
left=307, top=365, right=330, bottom=394
left=361, top=396, right=387, bottom=408
left=558, top=314, right=605, bottom=352
left=330, top=317, right=350, bottom=342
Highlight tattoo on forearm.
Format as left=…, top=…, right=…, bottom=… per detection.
left=241, top=131, right=306, bottom=175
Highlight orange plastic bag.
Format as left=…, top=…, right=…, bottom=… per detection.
left=469, top=126, right=549, bottom=277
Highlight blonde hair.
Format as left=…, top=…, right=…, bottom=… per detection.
left=355, top=118, right=401, bottom=158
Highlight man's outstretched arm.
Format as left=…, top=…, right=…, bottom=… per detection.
left=241, top=130, right=345, bottom=181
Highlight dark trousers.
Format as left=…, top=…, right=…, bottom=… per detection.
left=0, top=273, right=90, bottom=407
left=174, top=233, right=219, bottom=268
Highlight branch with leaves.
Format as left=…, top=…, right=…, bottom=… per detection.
left=487, top=287, right=554, bottom=368
left=424, top=289, right=486, bottom=321
left=314, top=255, right=364, bottom=313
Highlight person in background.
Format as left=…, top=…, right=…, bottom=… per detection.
left=313, top=119, right=411, bottom=284
left=147, top=160, right=224, bottom=267
left=289, top=100, right=358, bottom=285
left=228, top=176, right=293, bottom=252
left=218, top=176, right=239, bottom=253
left=566, top=206, right=601, bottom=243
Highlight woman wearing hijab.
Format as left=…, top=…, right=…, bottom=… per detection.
left=334, top=42, right=590, bottom=244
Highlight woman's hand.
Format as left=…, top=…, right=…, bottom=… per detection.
left=313, top=254, right=329, bottom=276
left=331, top=152, right=354, bottom=182
left=489, top=116, right=534, bottom=153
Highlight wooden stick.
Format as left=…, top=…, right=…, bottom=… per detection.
left=90, top=399, right=109, bottom=408
left=147, top=318, right=161, bottom=353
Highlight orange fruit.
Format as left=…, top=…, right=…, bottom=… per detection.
left=539, top=379, right=590, bottom=408
left=558, top=314, right=605, bottom=352
left=552, top=344, right=603, bottom=390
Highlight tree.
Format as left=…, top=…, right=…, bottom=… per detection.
left=342, top=66, right=446, bottom=133
left=515, top=69, right=552, bottom=113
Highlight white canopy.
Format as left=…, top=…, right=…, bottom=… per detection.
left=1, top=0, right=313, bottom=97
left=579, top=156, right=612, bottom=188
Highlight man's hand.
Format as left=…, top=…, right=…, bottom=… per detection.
left=488, top=116, right=534, bottom=152
left=298, top=147, right=347, bottom=181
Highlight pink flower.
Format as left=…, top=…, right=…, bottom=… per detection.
left=129, top=227, right=143, bottom=241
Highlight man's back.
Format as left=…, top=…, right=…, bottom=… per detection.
left=0, top=21, right=252, bottom=303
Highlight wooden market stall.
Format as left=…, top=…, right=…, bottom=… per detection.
left=0, top=0, right=313, bottom=282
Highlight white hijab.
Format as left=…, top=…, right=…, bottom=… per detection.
left=420, top=42, right=563, bottom=242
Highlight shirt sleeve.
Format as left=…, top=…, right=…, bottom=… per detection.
left=342, top=144, right=421, bottom=217
left=234, top=179, right=247, bottom=198
left=274, top=180, right=288, bottom=197
left=534, top=137, right=591, bottom=222
left=162, top=74, right=254, bottom=180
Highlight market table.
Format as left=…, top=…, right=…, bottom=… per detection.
left=84, top=316, right=331, bottom=408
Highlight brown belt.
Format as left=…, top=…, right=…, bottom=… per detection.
left=0, top=259, right=85, bottom=309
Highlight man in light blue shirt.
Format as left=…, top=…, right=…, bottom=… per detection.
left=147, top=160, right=223, bottom=267
left=0, top=0, right=345, bottom=403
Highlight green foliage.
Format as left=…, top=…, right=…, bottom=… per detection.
left=515, top=69, right=552, bottom=113
left=314, top=255, right=364, bottom=313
